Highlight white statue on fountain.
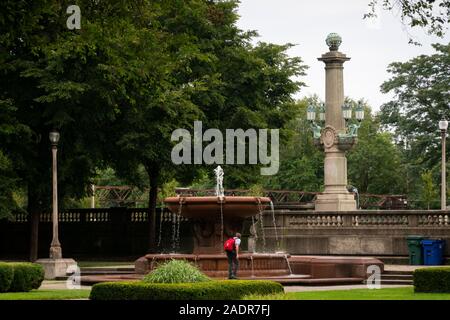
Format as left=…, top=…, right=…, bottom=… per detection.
left=214, top=165, right=225, bottom=199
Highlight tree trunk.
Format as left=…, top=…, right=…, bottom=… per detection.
left=28, top=187, right=40, bottom=262
left=146, top=164, right=159, bottom=253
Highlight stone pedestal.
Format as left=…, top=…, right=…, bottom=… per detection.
left=315, top=193, right=357, bottom=211
left=36, top=258, right=77, bottom=280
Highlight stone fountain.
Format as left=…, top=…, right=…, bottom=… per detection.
left=135, top=166, right=292, bottom=278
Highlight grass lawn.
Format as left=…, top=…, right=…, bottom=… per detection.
left=244, top=287, right=450, bottom=300
left=0, top=290, right=91, bottom=300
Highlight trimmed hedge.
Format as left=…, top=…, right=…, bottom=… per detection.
left=0, top=263, right=45, bottom=293
left=414, top=267, right=450, bottom=293
left=90, top=280, right=284, bottom=300
left=0, top=263, right=14, bottom=292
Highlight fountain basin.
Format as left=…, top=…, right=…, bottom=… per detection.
left=164, top=196, right=272, bottom=219
left=164, top=196, right=271, bottom=254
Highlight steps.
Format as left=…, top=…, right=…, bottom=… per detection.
left=80, top=267, right=135, bottom=276
left=364, top=270, right=414, bottom=286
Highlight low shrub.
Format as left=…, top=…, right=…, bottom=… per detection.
left=8, top=263, right=45, bottom=292
left=90, top=280, right=284, bottom=300
left=143, top=259, right=210, bottom=284
left=414, top=267, right=450, bottom=293
left=0, top=263, right=14, bottom=292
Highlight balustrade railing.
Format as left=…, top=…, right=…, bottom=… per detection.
left=281, top=210, right=450, bottom=228
left=9, top=208, right=189, bottom=224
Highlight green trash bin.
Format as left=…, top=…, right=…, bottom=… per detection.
left=407, top=235, right=424, bottom=265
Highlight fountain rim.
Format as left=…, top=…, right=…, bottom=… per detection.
left=164, top=196, right=272, bottom=205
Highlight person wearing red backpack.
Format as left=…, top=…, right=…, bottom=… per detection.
left=224, top=232, right=241, bottom=279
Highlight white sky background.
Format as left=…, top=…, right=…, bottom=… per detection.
left=236, top=0, right=450, bottom=112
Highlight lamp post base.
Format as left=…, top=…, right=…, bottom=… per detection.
left=315, top=193, right=357, bottom=211
left=49, top=245, right=62, bottom=260
left=35, top=258, right=77, bottom=280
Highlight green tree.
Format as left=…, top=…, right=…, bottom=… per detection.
left=0, top=0, right=307, bottom=255
left=264, top=97, right=323, bottom=191
left=420, top=170, right=439, bottom=209
left=379, top=43, right=450, bottom=171
left=0, top=0, right=161, bottom=259
left=347, top=101, right=407, bottom=194
left=102, top=0, right=306, bottom=249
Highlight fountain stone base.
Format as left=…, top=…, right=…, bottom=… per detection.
left=135, top=195, right=291, bottom=278
left=135, top=253, right=291, bottom=278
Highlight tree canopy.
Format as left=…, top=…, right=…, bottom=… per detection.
left=0, top=0, right=307, bottom=254
left=379, top=43, right=449, bottom=168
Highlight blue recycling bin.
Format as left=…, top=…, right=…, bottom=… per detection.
left=421, top=239, right=445, bottom=265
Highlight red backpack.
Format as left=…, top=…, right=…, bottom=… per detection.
left=224, top=237, right=235, bottom=252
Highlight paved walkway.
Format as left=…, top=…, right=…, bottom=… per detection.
left=284, top=284, right=411, bottom=292
left=384, top=265, right=445, bottom=272
left=39, top=280, right=91, bottom=290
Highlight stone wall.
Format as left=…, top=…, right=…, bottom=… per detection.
left=260, top=210, right=450, bottom=256
left=2, top=208, right=449, bottom=259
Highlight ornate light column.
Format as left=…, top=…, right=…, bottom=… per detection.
left=314, top=33, right=358, bottom=211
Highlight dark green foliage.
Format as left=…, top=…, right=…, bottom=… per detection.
left=414, top=267, right=450, bottom=293
left=0, top=0, right=308, bottom=255
left=380, top=43, right=450, bottom=167
left=0, top=263, right=14, bottom=292
left=8, top=263, right=44, bottom=292
left=143, top=260, right=210, bottom=284
left=347, top=101, right=407, bottom=195
left=379, top=43, right=450, bottom=205
left=90, top=280, right=284, bottom=300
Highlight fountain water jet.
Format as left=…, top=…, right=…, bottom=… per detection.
left=157, top=203, right=164, bottom=248
left=270, top=200, right=279, bottom=250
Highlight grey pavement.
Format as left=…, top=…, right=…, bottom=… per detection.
left=284, top=284, right=411, bottom=292
left=39, top=280, right=91, bottom=290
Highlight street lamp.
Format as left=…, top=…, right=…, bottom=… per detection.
left=36, top=131, right=76, bottom=279
left=355, top=102, right=364, bottom=122
left=307, top=103, right=326, bottom=139
left=49, top=131, right=62, bottom=259
left=318, top=103, right=326, bottom=122
left=439, top=118, right=448, bottom=210
left=342, top=103, right=352, bottom=121
left=307, top=104, right=316, bottom=121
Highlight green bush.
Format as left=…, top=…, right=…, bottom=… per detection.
left=143, top=259, right=210, bottom=284
left=414, top=267, right=450, bottom=293
left=90, top=280, right=284, bottom=300
left=0, top=263, right=14, bottom=292
left=9, top=263, right=44, bottom=292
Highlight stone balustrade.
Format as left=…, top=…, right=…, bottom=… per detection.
left=278, top=210, right=450, bottom=228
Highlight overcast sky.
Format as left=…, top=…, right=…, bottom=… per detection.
left=236, top=0, right=450, bottom=111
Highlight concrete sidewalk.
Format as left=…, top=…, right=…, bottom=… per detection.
left=384, top=265, right=447, bottom=272
left=284, top=284, right=411, bottom=292
left=39, top=280, right=91, bottom=290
